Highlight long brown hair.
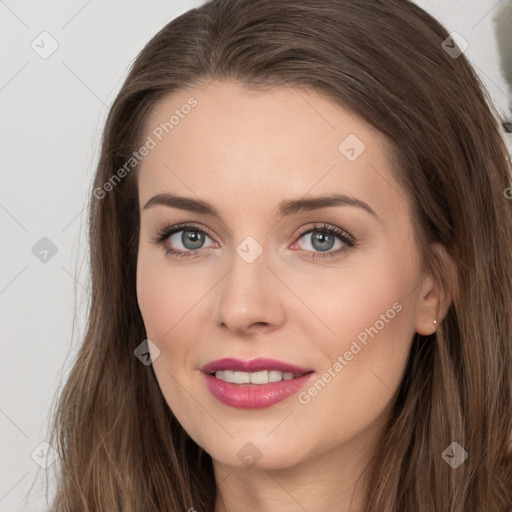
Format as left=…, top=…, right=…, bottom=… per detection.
left=46, top=0, right=512, bottom=510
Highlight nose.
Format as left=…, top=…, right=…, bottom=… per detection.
left=214, top=246, right=286, bottom=335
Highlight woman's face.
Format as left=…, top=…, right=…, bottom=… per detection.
left=136, top=81, right=439, bottom=474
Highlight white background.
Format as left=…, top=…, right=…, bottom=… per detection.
left=1, top=0, right=510, bottom=510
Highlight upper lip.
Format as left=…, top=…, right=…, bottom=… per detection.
left=201, top=357, right=313, bottom=375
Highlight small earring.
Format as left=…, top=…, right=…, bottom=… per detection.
left=433, top=319, right=437, bottom=325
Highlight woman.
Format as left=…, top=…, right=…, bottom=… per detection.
left=47, top=0, right=512, bottom=510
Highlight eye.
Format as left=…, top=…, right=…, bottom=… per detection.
left=152, top=222, right=357, bottom=260
left=291, top=223, right=356, bottom=259
left=152, top=223, right=217, bottom=258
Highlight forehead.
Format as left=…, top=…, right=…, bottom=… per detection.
left=137, top=81, right=405, bottom=221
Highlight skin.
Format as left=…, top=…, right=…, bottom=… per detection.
left=135, top=81, right=452, bottom=512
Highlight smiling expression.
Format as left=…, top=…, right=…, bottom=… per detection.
left=135, top=80, right=438, bottom=470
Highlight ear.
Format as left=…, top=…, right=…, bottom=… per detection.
left=415, top=243, right=457, bottom=336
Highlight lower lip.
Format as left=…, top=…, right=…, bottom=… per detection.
left=203, top=372, right=315, bottom=409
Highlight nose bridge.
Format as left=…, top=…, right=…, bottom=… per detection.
left=224, top=232, right=270, bottom=285
left=214, top=236, right=285, bottom=331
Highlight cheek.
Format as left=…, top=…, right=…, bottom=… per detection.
left=136, top=252, right=208, bottom=442
left=290, top=254, right=416, bottom=341
left=289, top=248, right=419, bottom=386
left=136, top=249, right=202, bottom=341
left=293, top=251, right=419, bottom=423
left=137, top=262, right=172, bottom=339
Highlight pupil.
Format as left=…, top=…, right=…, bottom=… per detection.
left=183, top=230, right=204, bottom=250
left=312, top=231, right=334, bottom=252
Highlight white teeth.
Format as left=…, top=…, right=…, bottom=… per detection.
left=250, top=371, right=269, bottom=384
left=221, top=370, right=234, bottom=383
left=268, top=370, right=283, bottom=382
left=214, top=370, right=300, bottom=384
left=234, top=371, right=250, bottom=384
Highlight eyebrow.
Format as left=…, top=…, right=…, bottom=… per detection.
left=142, top=192, right=378, bottom=219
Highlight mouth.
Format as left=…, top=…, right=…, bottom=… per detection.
left=200, top=357, right=315, bottom=409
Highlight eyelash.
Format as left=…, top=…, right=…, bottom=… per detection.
left=152, top=222, right=357, bottom=260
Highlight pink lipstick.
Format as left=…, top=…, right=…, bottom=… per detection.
left=201, top=357, right=315, bottom=409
